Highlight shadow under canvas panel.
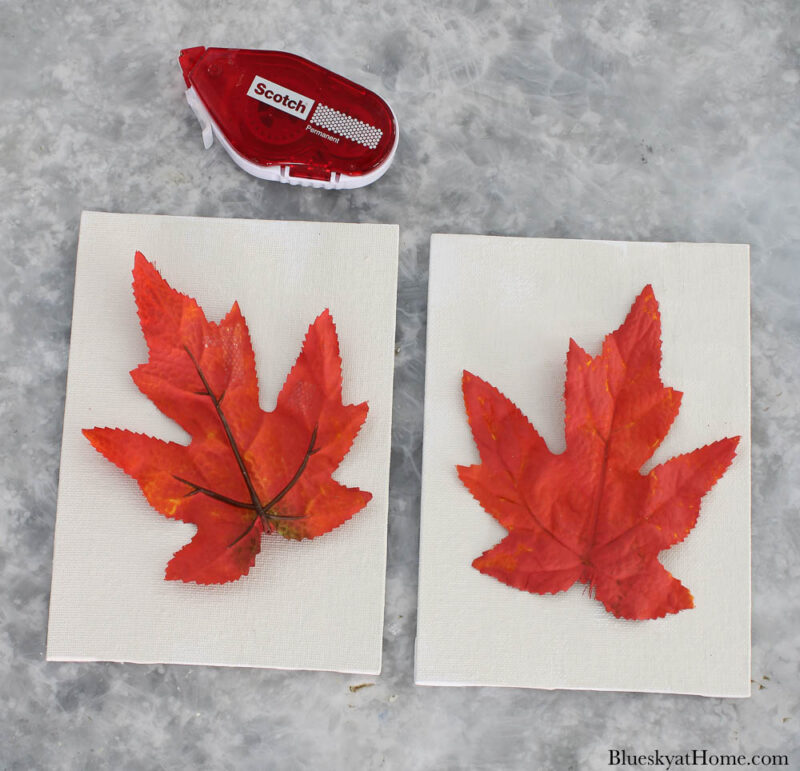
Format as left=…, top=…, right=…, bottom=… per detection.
left=47, top=211, right=398, bottom=674
left=415, top=235, right=750, bottom=697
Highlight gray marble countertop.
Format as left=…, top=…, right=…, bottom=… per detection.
left=2, top=1, right=798, bottom=769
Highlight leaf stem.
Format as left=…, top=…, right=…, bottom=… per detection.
left=173, top=476, right=306, bottom=520
left=182, top=345, right=270, bottom=527
left=174, top=428, right=319, bottom=518
left=172, top=476, right=254, bottom=509
left=226, top=427, right=319, bottom=547
left=263, top=426, right=319, bottom=511
left=174, top=346, right=320, bottom=547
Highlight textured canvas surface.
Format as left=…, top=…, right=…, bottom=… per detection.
left=416, top=235, right=750, bottom=696
left=47, top=211, right=398, bottom=674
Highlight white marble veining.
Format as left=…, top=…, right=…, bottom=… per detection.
left=1, top=1, right=798, bottom=768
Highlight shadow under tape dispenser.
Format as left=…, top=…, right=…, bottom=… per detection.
left=179, top=47, right=398, bottom=190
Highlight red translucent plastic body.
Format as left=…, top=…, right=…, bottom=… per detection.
left=179, top=47, right=397, bottom=180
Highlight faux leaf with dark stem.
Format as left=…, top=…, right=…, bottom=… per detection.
left=84, top=253, right=371, bottom=584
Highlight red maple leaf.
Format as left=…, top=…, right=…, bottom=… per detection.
left=83, top=253, right=371, bottom=584
left=458, top=285, right=740, bottom=620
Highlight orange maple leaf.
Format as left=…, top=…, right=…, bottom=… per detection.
left=458, top=285, right=739, bottom=619
left=84, top=253, right=371, bottom=584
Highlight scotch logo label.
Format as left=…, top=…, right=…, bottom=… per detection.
left=246, top=76, right=314, bottom=120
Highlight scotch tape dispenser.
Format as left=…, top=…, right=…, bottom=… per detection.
left=179, top=47, right=398, bottom=190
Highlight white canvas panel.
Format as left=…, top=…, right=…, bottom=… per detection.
left=47, top=211, right=398, bottom=674
left=416, top=235, right=750, bottom=696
